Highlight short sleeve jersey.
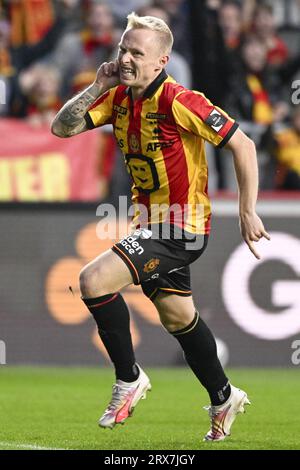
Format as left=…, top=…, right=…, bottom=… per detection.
left=86, top=70, right=238, bottom=234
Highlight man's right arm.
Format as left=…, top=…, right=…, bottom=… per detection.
left=51, top=60, right=120, bottom=138
left=51, top=83, right=103, bottom=137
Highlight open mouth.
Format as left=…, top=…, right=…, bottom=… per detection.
left=120, top=67, right=135, bottom=79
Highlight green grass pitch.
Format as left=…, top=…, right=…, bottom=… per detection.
left=0, top=367, right=299, bottom=450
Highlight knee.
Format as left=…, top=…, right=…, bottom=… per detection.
left=79, top=264, right=102, bottom=298
left=160, top=311, right=193, bottom=333
left=79, top=265, right=91, bottom=297
left=161, top=318, right=182, bottom=333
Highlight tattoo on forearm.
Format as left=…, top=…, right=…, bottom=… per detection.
left=60, top=120, right=87, bottom=136
left=53, top=86, right=100, bottom=136
left=59, top=91, right=96, bottom=125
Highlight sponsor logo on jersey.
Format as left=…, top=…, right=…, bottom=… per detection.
left=146, top=141, right=174, bottom=152
left=113, top=104, right=127, bottom=115
left=146, top=113, right=167, bottom=120
left=205, top=109, right=227, bottom=132
left=120, top=235, right=144, bottom=255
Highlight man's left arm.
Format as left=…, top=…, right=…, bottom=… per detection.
left=226, top=128, right=270, bottom=259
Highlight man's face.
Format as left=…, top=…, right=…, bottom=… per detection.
left=88, top=4, right=114, bottom=36
left=117, top=28, right=167, bottom=92
left=219, top=5, right=242, bottom=37
left=242, top=40, right=267, bottom=73
left=254, top=9, right=274, bottom=36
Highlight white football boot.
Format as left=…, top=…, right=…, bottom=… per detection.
left=203, top=385, right=251, bottom=442
left=98, top=365, right=151, bottom=429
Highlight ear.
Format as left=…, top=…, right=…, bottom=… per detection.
left=160, top=55, right=169, bottom=67
left=154, top=55, right=170, bottom=72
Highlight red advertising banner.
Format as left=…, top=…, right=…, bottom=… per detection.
left=0, top=119, right=100, bottom=201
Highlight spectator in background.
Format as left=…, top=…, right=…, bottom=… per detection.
left=1, top=0, right=79, bottom=44
left=0, top=1, right=69, bottom=116
left=136, top=4, right=192, bottom=88
left=253, top=1, right=289, bottom=67
left=273, top=106, right=300, bottom=190
left=226, top=35, right=288, bottom=126
left=18, top=62, right=62, bottom=127
left=190, top=0, right=235, bottom=190
left=153, top=0, right=192, bottom=63
left=219, top=0, right=243, bottom=50
left=49, top=0, right=118, bottom=97
left=7, top=0, right=54, bottom=47
left=106, top=0, right=150, bottom=28
left=49, top=1, right=120, bottom=200
left=190, top=0, right=229, bottom=105
left=225, top=34, right=292, bottom=189
left=218, top=1, right=247, bottom=94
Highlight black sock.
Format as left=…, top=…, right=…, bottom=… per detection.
left=82, top=293, right=139, bottom=382
left=170, top=311, right=231, bottom=406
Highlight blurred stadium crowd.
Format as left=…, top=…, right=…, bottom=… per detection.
left=1, top=0, right=300, bottom=198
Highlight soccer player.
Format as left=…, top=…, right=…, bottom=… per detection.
left=52, top=13, right=270, bottom=442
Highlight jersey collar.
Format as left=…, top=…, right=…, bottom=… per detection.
left=126, top=69, right=168, bottom=100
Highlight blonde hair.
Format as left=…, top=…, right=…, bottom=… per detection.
left=125, top=12, right=173, bottom=55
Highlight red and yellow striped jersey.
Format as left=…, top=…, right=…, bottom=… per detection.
left=274, top=128, right=300, bottom=175
left=86, top=70, right=238, bottom=234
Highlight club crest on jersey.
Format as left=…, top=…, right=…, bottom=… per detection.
left=143, top=258, right=160, bottom=273
left=129, top=133, right=140, bottom=153
left=205, top=109, right=227, bottom=132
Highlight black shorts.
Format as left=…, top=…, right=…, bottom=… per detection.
left=111, top=224, right=208, bottom=301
